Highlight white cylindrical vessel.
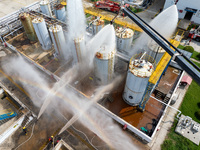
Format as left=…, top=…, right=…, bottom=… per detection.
left=40, top=0, right=52, bottom=17
left=123, top=54, right=154, bottom=106
left=49, top=25, right=66, bottom=59
left=94, top=47, right=116, bottom=85
left=116, top=27, right=134, bottom=55
left=92, top=20, right=104, bottom=35
left=72, top=36, right=85, bottom=64
left=32, top=17, right=52, bottom=50
left=148, top=40, right=165, bottom=64
left=54, top=4, right=66, bottom=22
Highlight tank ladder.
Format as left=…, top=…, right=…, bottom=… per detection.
left=138, top=32, right=183, bottom=111
left=108, top=51, right=115, bottom=82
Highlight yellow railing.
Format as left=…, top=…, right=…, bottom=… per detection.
left=84, top=8, right=143, bottom=32
left=149, top=52, right=171, bottom=84
left=148, top=34, right=183, bottom=84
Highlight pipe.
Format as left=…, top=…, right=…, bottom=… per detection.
left=110, top=13, right=119, bottom=24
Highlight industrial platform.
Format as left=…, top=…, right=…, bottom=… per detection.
left=0, top=0, right=189, bottom=149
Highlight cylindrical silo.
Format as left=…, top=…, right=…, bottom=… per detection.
left=54, top=4, right=66, bottom=22
left=32, top=17, right=52, bottom=50
left=94, top=46, right=116, bottom=85
left=92, top=19, right=104, bottom=35
left=148, top=40, right=165, bottom=64
left=40, top=0, right=52, bottom=17
left=116, top=27, right=134, bottom=55
left=72, top=36, right=85, bottom=63
left=123, top=53, right=154, bottom=106
left=49, top=25, right=66, bottom=60
left=19, top=13, right=37, bottom=41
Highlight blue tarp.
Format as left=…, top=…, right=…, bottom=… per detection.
left=0, top=112, right=17, bottom=121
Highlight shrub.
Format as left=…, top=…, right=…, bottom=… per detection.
left=191, top=51, right=200, bottom=61
left=197, top=53, right=200, bottom=59
left=177, top=44, right=185, bottom=50
left=195, top=110, right=200, bottom=120
left=129, top=6, right=137, bottom=13
left=129, top=6, right=143, bottom=13
left=197, top=102, right=200, bottom=108
left=187, top=24, right=199, bottom=31
left=183, top=46, right=194, bottom=53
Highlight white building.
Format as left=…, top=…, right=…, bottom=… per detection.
left=164, top=0, right=200, bottom=24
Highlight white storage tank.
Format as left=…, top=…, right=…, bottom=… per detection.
left=148, top=40, right=165, bottom=64
left=92, top=19, right=104, bottom=35
left=40, top=0, right=52, bottom=17
left=49, top=25, right=66, bottom=60
left=72, top=35, right=85, bottom=64
left=94, top=46, right=116, bottom=85
left=32, top=17, right=52, bottom=50
left=116, top=27, right=134, bottom=55
left=123, top=53, right=154, bottom=106
left=54, top=4, right=66, bottom=22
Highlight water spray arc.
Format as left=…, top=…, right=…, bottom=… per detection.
left=67, top=0, right=86, bottom=64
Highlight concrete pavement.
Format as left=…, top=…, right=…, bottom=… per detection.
left=137, top=0, right=165, bottom=22
left=0, top=0, right=39, bottom=18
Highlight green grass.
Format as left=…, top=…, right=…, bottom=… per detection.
left=161, top=72, right=200, bottom=150
left=129, top=6, right=143, bottom=13
left=187, top=24, right=199, bottom=31
left=194, top=61, right=200, bottom=68
left=179, top=81, right=200, bottom=123
left=191, top=51, right=200, bottom=61
left=178, top=44, right=200, bottom=61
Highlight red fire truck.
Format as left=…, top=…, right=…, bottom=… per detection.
left=188, top=26, right=200, bottom=42
left=95, top=0, right=129, bottom=13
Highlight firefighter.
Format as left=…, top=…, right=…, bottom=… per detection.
left=49, top=136, right=54, bottom=144
left=55, top=137, right=61, bottom=145
left=23, top=127, right=27, bottom=135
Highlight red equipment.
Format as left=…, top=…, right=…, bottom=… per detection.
left=188, top=26, right=200, bottom=42
left=95, top=0, right=129, bottom=13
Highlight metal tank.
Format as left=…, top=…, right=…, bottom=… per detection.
left=148, top=40, right=165, bottom=64
left=72, top=36, right=85, bottom=64
left=49, top=25, right=66, bottom=59
left=54, top=4, right=66, bottom=22
left=40, top=0, right=52, bottom=17
left=19, top=13, right=37, bottom=41
left=115, top=27, right=134, bottom=55
left=32, top=17, right=52, bottom=50
left=123, top=53, right=154, bottom=106
left=94, top=46, right=116, bottom=85
left=92, top=19, right=104, bottom=35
